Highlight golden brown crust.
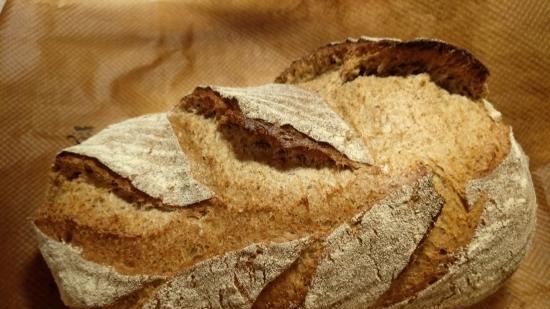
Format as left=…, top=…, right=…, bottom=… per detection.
left=58, top=113, right=214, bottom=208
left=276, top=38, right=489, bottom=99
left=34, top=37, right=530, bottom=309
left=271, top=38, right=509, bottom=308
left=251, top=239, right=325, bottom=309
left=34, top=159, right=394, bottom=278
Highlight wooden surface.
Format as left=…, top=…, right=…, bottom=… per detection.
left=1, top=0, right=549, bottom=308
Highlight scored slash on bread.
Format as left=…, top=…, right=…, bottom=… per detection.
left=34, top=226, right=164, bottom=307
left=178, top=83, right=373, bottom=168
left=33, top=37, right=537, bottom=309
left=385, top=132, right=537, bottom=309
left=58, top=113, right=213, bottom=208
left=141, top=237, right=312, bottom=308
left=303, top=175, right=443, bottom=309
left=277, top=37, right=489, bottom=100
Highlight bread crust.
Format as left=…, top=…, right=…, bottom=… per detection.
left=304, top=175, right=443, bottom=308
left=178, top=83, right=373, bottom=167
left=276, top=37, right=489, bottom=99
left=33, top=37, right=536, bottom=309
left=141, top=237, right=311, bottom=309
left=62, top=113, right=213, bottom=207
left=34, top=226, right=163, bottom=307
left=386, top=133, right=537, bottom=309
left=275, top=38, right=513, bottom=308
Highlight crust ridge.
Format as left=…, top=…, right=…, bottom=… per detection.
left=177, top=84, right=373, bottom=168
left=63, top=113, right=213, bottom=207
left=276, top=37, right=489, bottom=99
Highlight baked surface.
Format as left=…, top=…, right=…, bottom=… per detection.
left=33, top=37, right=537, bottom=309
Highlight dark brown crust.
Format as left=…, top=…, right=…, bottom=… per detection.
left=275, top=38, right=489, bottom=99
left=54, top=153, right=181, bottom=210
left=178, top=87, right=363, bottom=169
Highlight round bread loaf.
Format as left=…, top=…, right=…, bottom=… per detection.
left=33, top=37, right=537, bottom=309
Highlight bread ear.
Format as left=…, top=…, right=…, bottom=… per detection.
left=59, top=113, right=213, bottom=208
left=276, top=37, right=489, bottom=99
left=176, top=83, right=373, bottom=168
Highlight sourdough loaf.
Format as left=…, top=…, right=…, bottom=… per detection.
left=33, top=37, right=537, bottom=309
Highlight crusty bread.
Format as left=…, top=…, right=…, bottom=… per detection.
left=33, top=37, right=537, bottom=309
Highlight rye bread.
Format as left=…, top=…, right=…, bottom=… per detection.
left=33, top=37, right=537, bottom=309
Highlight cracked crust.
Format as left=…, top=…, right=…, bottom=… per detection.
left=276, top=37, right=489, bottom=99
left=373, top=176, right=486, bottom=307
left=304, top=175, right=444, bottom=309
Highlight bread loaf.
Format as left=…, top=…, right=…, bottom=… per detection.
left=33, top=37, right=537, bottom=309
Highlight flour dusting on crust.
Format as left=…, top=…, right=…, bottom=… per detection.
left=387, top=132, right=537, bottom=309
left=34, top=226, right=162, bottom=307
left=482, top=99, right=503, bottom=121
left=142, top=237, right=310, bottom=309
left=304, top=176, right=443, bottom=309
left=211, top=84, right=373, bottom=164
left=64, top=113, right=213, bottom=206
